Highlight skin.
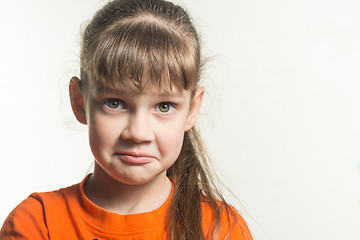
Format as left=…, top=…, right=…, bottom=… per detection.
left=69, top=76, right=204, bottom=214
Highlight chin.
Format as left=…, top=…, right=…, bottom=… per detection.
left=110, top=172, right=155, bottom=186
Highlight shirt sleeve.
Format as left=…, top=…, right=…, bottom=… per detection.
left=229, top=211, right=253, bottom=240
left=202, top=199, right=253, bottom=240
left=0, top=195, right=49, bottom=240
left=218, top=205, right=253, bottom=240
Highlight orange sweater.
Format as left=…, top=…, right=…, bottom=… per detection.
left=0, top=176, right=252, bottom=239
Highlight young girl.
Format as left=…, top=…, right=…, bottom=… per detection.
left=0, top=0, right=253, bottom=239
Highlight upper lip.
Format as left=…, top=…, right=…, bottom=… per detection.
left=115, top=151, right=155, bottom=158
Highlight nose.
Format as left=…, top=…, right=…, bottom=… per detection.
left=120, top=111, right=154, bottom=143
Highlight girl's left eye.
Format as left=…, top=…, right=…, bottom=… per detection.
left=156, top=102, right=175, bottom=113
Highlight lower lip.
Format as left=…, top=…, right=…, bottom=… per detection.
left=115, top=154, right=155, bottom=164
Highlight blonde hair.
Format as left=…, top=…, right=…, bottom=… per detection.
left=79, top=0, right=239, bottom=239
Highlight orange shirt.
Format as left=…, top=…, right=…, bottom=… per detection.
left=0, top=175, right=252, bottom=239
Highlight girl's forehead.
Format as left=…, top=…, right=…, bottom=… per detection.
left=90, top=78, right=189, bottom=97
left=88, top=64, right=191, bottom=93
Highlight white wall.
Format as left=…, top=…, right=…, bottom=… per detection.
left=1, top=0, right=359, bottom=239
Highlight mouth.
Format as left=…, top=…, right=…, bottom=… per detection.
left=114, top=152, right=156, bottom=164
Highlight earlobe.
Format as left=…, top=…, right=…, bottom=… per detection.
left=185, top=87, right=204, bottom=131
left=69, top=77, right=87, bottom=125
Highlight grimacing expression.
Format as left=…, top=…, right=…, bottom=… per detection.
left=70, top=77, right=204, bottom=185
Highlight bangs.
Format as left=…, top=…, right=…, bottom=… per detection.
left=84, top=17, right=200, bottom=91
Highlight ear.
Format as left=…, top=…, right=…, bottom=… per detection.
left=185, top=87, right=204, bottom=131
left=69, top=77, right=87, bottom=125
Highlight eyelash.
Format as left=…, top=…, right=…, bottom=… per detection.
left=103, top=98, right=126, bottom=110
left=155, top=102, right=176, bottom=113
left=103, top=99, right=176, bottom=114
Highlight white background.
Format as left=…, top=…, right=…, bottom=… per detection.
left=1, top=0, right=360, bottom=239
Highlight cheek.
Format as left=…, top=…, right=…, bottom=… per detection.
left=159, top=131, right=184, bottom=163
left=156, top=118, right=187, bottom=160
left=88, top=114, right=122, bottom=155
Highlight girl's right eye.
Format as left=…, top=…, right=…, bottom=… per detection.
left=104, top=99, right=125, bottom=110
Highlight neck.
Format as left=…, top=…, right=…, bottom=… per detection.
left=84, top=162, right=172, bottom=215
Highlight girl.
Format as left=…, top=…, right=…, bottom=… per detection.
left=0, top=0, right=253, bottom=239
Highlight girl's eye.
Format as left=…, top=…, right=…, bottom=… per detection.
left=157, top=102, right=174, bottom=113
left=104, top=99, right=125, bottom=109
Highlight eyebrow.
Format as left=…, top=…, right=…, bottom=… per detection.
left=97, top=87, right=185, bottom=98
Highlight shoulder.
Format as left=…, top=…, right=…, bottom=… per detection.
left=0, top=183, right=80, bottom=240
left=201, top=199, right=253, bottom=240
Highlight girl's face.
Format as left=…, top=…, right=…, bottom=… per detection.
left=70, top=77, right=204, bottom=186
